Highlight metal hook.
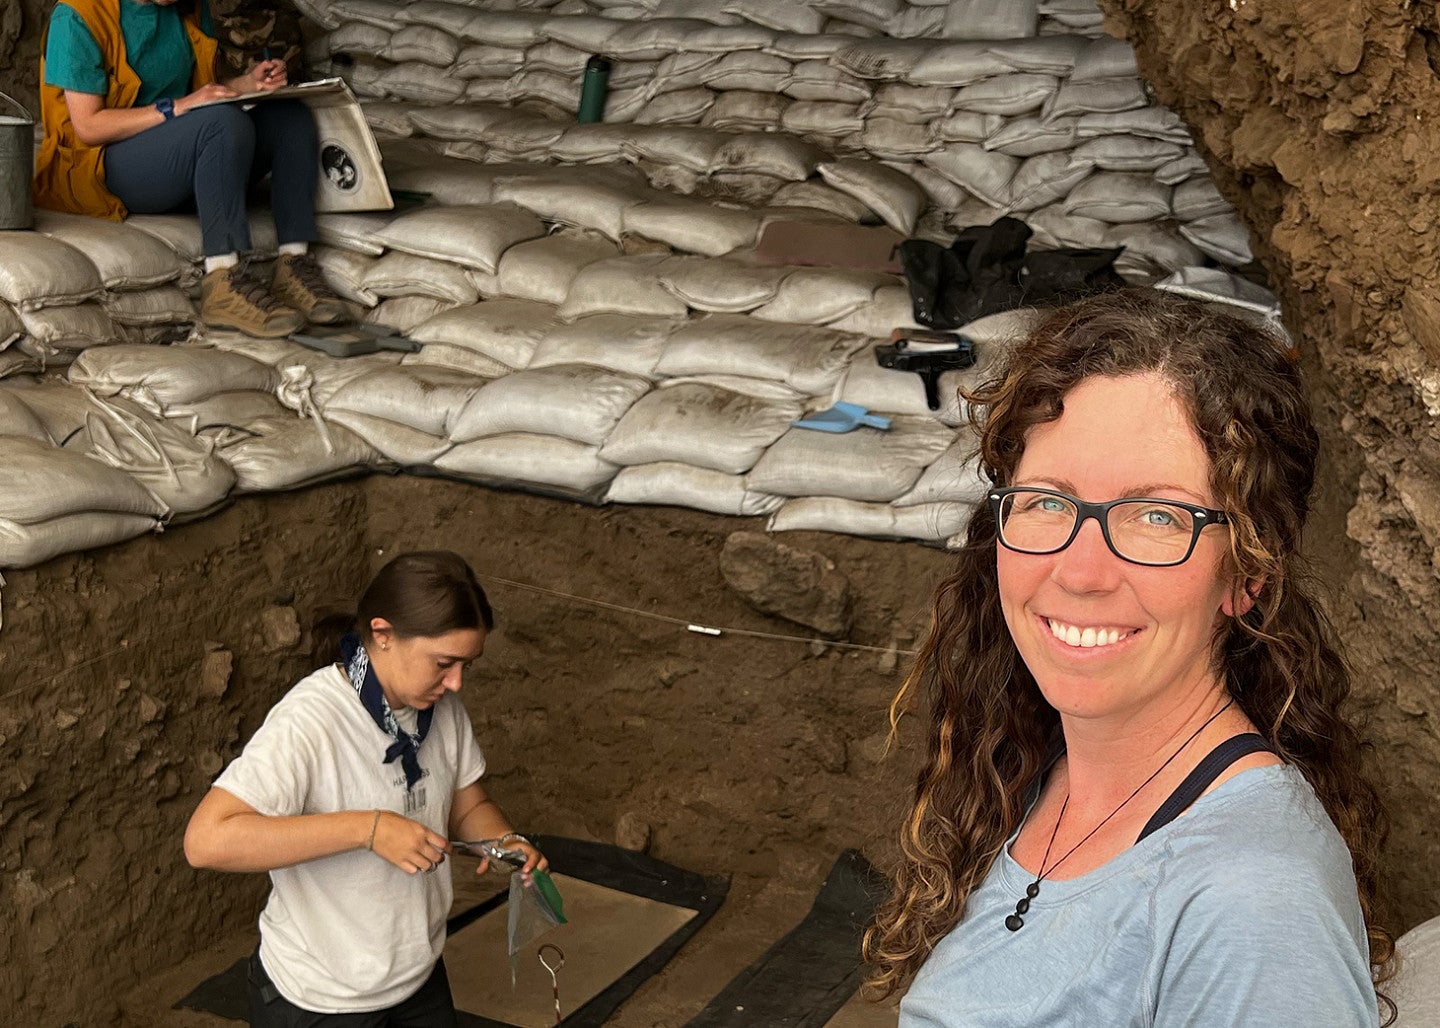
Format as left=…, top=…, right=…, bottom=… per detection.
left=538, top=944, right=565, bottom=1024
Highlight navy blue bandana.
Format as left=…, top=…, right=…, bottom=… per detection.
left=340, top=633, right=432, bottom=791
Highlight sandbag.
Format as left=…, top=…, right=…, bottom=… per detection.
left=33, top=211, right=184, bottom=291
left=0, top=390, right=54, bottom=441
left=376, top=62, right=466, bottom=103
left=817, top=158, right=926, bottom=235
left=782, top=61, right=873, bottom=103
left=940, top=0, right=1037, bottom=40
left=495, top=229, right=621, bottom=306
left=0, top=435, right=168, bottom=524
left=599, top=381, right=802, bottom=474
left=635, top=88, right=717, bottom=126
left=660, top=258, right=791, bottom=314
left=386, top=23, right=460, bottom=65
left=858, top=118, right=935, bottom=159
left=711, top=133, right=825, bottom=182
left=322, top=409, right=453, bottom=465
left=985, top=35, right=1086, bottom=74
left=0, top=300, right=20, bottom=350
left=411, top=299, right=560, bottom=370
left=559, top=256, right=692, bottom=320
left=449, top=364, right=650, bottom=445
left=780, top=101, right=865, bottom=138
left=360, top=252, right=481, bottom=305
left=401, top=345, right=513, bottom=380
left=528, top=313, right=682, bottom=378
left=984, top=115, right=1078, bottom=156
left=18, top=303, right=122, bottom=352
left=623, top=125, right=729, bottom=174
left=953, top=73, right=1058, bottom=116
left=69, top=344, right=276, bottom=410
left=435, top=433, right=619, bottom=495
left=831, top=39, right=937, bottom=81
left=769, top=182, right=873, bottom=223
left=126, top=210, right=279, bottom=264
left=493, top=173, right=663, bottom=240
left=1061, top=172, right=1173, bottom=223
left=1006, top=152, right=1095, bottom=213
left=893, top=432, right=988, bottom=506
left=655, top=315, right=868, bottom=395
left=703, top=91, right=792, bottom=131
left=1043, top=77, right=1148, bottom=120
left=1071, top=135, right=1183, bottom=173
left=65, top=394, right=236, bottom=520
left=368, top=203, right=547, bottom=275
left=1175, top=214, right=1255, bottom=267
left=622, top=200, right=762, bottom=257
left=313, top=246, right=380, bottom=307
left=365, top=297, right=459, bottom=334
left=747, top=417, right=955, bottom=502
left=0, top=511, right=159, bottom=569
left=315, top=211, right=396, bottom=255
left=102, top=286, right=197, bottom=327
left=755, top=268, right=896, bottom=326
left=768, top=495, right=970, bottom=542
left=220, top=414, right=382, bottom=493
left=323, top=364, right=485, bottom=439
left=922, top=144, right=1019, bottom=209
left=0, top=232, right=105, bottom=311
left=605, top=462, right=783, bottom=517
left=826, top=283, right=925, bottom=337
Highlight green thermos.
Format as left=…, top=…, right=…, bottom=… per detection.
left=577, top=55, right=612, bottom=123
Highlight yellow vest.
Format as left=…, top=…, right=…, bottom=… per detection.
left=34, top=0, right=218, bottom=221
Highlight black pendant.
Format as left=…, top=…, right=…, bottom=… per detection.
left=1006, top=881, right=1042, bottom=931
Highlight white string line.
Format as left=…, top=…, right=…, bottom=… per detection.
left=0, top=570, right=916, bottom=702
left=477, top=572, right=916, bottom=656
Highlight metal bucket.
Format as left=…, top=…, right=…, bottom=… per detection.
left=0, top=90, right=34, bottom=231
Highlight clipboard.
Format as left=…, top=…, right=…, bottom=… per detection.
left=195, top=77, right=393, bottom=213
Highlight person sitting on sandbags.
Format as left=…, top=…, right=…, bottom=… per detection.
left=34, top=0, right=346, bottom=338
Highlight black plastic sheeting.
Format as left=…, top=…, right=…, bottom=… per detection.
left=174, top=834, right=728, bottom=1026
left=685, top=849, right=889, bottom=1028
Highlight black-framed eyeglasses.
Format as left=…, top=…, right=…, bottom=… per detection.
left=989, top=487, right=1230, bottom=567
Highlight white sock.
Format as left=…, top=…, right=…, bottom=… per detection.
left=204, top=252, right=240, bottom=273
left=277, top=242, right=308, bottom=257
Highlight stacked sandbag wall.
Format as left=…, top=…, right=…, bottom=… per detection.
left=298, top=0, right=1252, bottom=275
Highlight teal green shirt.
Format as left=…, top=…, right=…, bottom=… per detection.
left=45, top=1, right=215, bottom=107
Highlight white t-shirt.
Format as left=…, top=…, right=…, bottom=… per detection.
left=214, top=664, right=486, bottom=1013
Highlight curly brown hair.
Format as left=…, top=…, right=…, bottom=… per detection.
left=862, top=289, right=1394, bottom=1019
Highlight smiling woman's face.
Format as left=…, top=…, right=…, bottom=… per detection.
left=996, top=372, right=1241, bottom=724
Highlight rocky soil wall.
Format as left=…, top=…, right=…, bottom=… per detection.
left=0, top=477, right=944, bottom=1025
left=1103, top=0, right=1440, bottom=930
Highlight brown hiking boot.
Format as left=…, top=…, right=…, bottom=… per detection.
left=271, top=252, right=349, bottom=325
left=200, top=263, right=305, bottom=338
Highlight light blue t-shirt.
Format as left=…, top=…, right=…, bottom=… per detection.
left=45, top=1, right=215, bottom=108
left=900, top=765, right=1377, bottom=1027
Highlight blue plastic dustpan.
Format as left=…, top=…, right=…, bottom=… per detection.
left=793, top=401, right=892, bottom=433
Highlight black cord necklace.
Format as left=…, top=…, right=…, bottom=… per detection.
left=1005, top=698, right=1234, bottom=932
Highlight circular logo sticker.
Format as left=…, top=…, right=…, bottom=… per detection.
left=320, top=142, right=359, bottom=192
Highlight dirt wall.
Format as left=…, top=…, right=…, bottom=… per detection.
left=1102, top=0, right=1440, bottom=929
left=0, top=478, right=944, bottom=1026
left=0, top=481, right=373, bottom=1025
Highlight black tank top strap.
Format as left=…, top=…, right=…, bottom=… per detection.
left=1135, top=732, right=1274, bottom=844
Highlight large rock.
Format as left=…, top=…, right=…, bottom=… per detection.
left=719, top=531, right=852, bottom=637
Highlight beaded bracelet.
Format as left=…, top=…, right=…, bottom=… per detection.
left=498, top=831, right=529, bottom=847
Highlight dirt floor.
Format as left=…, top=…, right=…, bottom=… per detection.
left=0, top=475, right=947, bottom=1026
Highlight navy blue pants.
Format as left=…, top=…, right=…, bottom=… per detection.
left=247, top=949, right=459, bottom=1028
left=103, top=99, right=319, bottom=258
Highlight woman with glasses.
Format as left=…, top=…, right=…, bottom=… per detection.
left=866, top=290, right=1394, bottom=1025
